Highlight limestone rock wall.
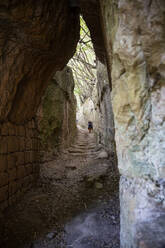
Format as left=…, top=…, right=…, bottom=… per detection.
left=37, top=66, right=77, bottom=154
left=0, top=120, right=40, bottom=211
left=100, top=0, right=165, bottom=247
left=76, top=84, right=100, bottom=133
left=1, top=3, right=164, bottom=247
left=76, top=60, right=117, bottom=165
left=0, top=0, right=79, bottom=124
left=96, top=60, right=116, bottom=155
left=0, top=1, right=79, bottom=211
left=76, top=60, right=116, bottom=158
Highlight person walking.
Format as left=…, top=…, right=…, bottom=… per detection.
left=88, top=121, right=93, bottom=133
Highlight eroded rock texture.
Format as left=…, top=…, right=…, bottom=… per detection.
left=1, top=0, right=164, bottom=247
left=0, top=0, right=79, bottom=123
left=0, top=1, right=79, bottom=210
left=97, top=60, right=115, bottom=155
left=0, top=120, right=40, bottom=211
left=37, top=66, right=77, bottom=155
left=100, top=0, right=165, bottom=247
left=76, top=84, right=100, bottom=132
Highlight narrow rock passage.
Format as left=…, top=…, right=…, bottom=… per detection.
left=0, top=128, right=119, bottom=248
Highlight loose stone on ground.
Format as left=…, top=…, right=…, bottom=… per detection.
left=0, top=128, right=119, bottom=248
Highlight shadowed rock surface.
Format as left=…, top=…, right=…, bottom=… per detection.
left=0, top=0, right=80, bottom=123
left=0, top=0, right=80, bottom=211
left=0, top=1, right=164, bottom=247
left=37, top=66, right=77, bottom=154
left=0, top=128, right=119, bottom=248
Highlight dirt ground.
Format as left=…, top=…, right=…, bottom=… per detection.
left=0, top=128, right=120, bottom=248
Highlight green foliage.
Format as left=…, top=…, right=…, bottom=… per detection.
left=68, top=16, right=96, bottom=105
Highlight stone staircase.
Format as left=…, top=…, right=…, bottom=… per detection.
left=63, top=127, right=99, bottom=158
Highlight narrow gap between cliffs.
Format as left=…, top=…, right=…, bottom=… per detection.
left=0, top=16, right=120, bottom=248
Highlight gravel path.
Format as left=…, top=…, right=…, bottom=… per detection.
left=0, top=128, right=120, bottom=248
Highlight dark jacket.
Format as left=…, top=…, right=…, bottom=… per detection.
left=88, top=122, right=93, bottom=129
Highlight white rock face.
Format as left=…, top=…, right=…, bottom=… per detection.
left=76, top=83, right=101, bottom=134
left=77, top=97, right=97, bottom=129
left=76, top=61, right=116, bottom=160
left=97, top=61, right=116, bottom=153
left=100, top=0, right=165, bottom=247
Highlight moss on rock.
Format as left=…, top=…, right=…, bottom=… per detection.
left=37, top=66, right=77, bottom=152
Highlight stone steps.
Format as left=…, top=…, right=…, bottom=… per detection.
left=46, top=127, right=109, bottom=173
left=63, top=128, right=100, bottom=159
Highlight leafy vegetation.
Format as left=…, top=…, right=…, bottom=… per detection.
left=68, top=16, right=96, bottom=105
